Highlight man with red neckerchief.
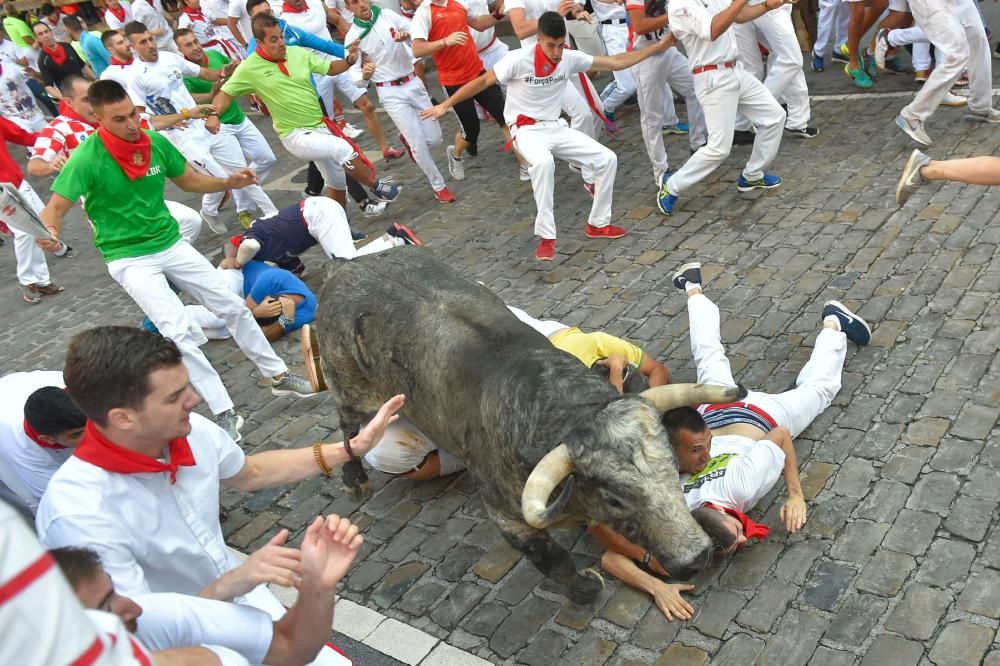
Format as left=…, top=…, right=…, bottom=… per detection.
left=32, top=21, right=95, bottom=97
left=178, top=0, right=243, bottom=60
left=36, top=326, right=403, bottom=664
left=100, top=29, right=140, bottom=90
left=103, top=0, right=135, bottom=32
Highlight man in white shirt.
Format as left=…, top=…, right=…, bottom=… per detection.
left=0, top=371, right=85, bottom=514
left=423, top=11, right=668, bottom=261
left=37, top=326, right=404, bottom=664
left=100, top=29, right=140, bottom=89
left=0, top=58, right=46, bottom=131
left=132, top=0, right=178, bottom=51
left=52, top=512, right=363, bottom=666
left=103, top=0, right=135, bottom=32
left=344, top=0, right=455, bottom=202
left=228, top=0, right=255, bottom=47
left=125, top=21, right=278, bottom=232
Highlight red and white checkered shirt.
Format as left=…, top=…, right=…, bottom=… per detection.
left=30, top=114, right=96, bottom=163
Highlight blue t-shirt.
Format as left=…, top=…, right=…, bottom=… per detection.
left=241, top=260, right=316, bottom=332
left=80, top=31, right=111, bottom=76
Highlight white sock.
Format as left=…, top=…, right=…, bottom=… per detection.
left=685, top=282, right=701, bottom=294
left=824, top=315, right=841, bottom=331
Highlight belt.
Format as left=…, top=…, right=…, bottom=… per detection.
left=478, top=35, right=497, bottom=52
left=600, top=18, right=627, bottom=24
left=692, top=60, right=736, bottom=75
left=375, top=73, right=416, bottom=87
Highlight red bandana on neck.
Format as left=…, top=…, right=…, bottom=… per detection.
left=41, top=42, right=68, bottom=66
left=703, top=502, right=770, bottom=541
left=255, top=44, right=289, bottom=75
left=23, top=419, right=67, bottom=449
left=97, top=126, right=152, bottom=180
left=533, top=43, right=556, bottom=77
left=74, top=421, right=196, bottom=484
left=110, top=54, right=134, bottom=66
left=183, top=5, right=206, bottom=21
left=58, top=99, right=93, bottom=126
left=282, top=0, right=307, bottom=12
left=106, top=3, right=126, bottom=22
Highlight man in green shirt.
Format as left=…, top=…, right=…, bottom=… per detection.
left=37, top=79, right=315, bottom=442
left=208, top=12, right=401, bottom=209
left=176, top=27, right=276, bottom=230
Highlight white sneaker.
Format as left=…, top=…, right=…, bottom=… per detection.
left=965, top=107, right=1000, bottom=123
left=363, top=200, right=387, bottom=217
left=199, top=207, right=228, bottom=235
left=894, top=114, right=932, bottom=146
left=874, top=29, right=890, bottom=70
left=895, top=148, right=931, bottom=207
left=519, top=165, right=530, bottom=181
left=342, top=123, right=365, bottom=139
left=447, top=145, right=465, bottom=180
left=941, top=92, right=968, bottom=107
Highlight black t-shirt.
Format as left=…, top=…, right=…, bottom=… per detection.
left=38, top=43, right=86, bottom=87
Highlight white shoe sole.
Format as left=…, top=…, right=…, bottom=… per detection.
left=823, top=300, right=872, bottom=339
left=895, top=148, right=927, bottom=206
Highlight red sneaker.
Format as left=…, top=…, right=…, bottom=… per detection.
left=383, top=146, right=404, bottom=160
left=536, top=238, right=555, bottom=261
left=398, top=132, right=415, bottom=163
left=434, top=187, right=456, bottom=203
left=585, top=224, right=627, bottom=239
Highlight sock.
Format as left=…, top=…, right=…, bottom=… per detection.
left=824, top=315, right=841, bottom=330
left=685, top=282, right=701, bottom=294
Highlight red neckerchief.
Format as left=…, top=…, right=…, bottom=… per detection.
left=182, top=5, right=206, bottom=21
left=703, top=502, right=770, bottom=541
left=282, top=0, right=307, bottom=11
left=110, top=54, right=134, bottom=66
left=41, top=42, right=68, bottom=67
left=533, top=43, right=556, bottom=77
left=23, top=418, right=67, bottom=450
left=255, top=44, right=289, bottom=76
left=57, top=99, right=93, bottom=126
left=73, top=421, right=196, bottom=484
left=97, top=126, right=152, bottom=180
left=106, top=3, right=126, bottom=22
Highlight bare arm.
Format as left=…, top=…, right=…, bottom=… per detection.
left=588, top=33, right=675, bottom=71
left=205, top=91, right=235, bottom=133
left=420, top=69, right=497, bottom=119
left=36, top=192, right=75, bottom=251
left=228, top=17, right=247, bottom=47
left=504, top=6, right=537, bottom=39
left=625, top=6, right=668, bottom=36
left=763, top=426, right=806, bottom=532
left=600, top=551, right=695, bottom=620
left=171, top=163, right=257, bottom=193
left=638, top=353, right=671, bottom=387
left=467, top=14, right=502, bottom=30
left=152, top=647, right=223, bottom=665
left=411, top=31, right=468, bottom=57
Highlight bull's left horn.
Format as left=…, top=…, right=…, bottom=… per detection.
left=640, top=383, right=746, bottom=412
left=522, top=444, right=575, bottom=529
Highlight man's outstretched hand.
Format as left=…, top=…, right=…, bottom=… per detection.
left=349, top=394, right=405, bottom=457
left=780, top=496, right=807, bottom=533
left=651, top=581, right=695, bottom=621
left=300, top=514, right=364, bottom=589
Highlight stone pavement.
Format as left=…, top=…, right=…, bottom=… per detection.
left=3, top=46, right=1000, bottom=665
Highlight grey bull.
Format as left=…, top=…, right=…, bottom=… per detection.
left=315, top=247, right=745, bottom=603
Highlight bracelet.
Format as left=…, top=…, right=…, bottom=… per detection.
left=181, top=107, right=191, bottom=120
left=642, top=551, right=651, bottom=564
left=313, top=443, right=333, bottom=476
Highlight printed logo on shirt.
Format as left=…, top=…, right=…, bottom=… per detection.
left=683, top=452, right=736, bottom=492
left=523, top=73, right=567, bottom=86
left=147, top=164, right=162, bottom=176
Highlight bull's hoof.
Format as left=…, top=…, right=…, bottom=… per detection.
left=341, top=459, right=371, bottom=501
left=567, top=568, right=605, bottom=605
left=345, top=480, right=372, bottom=501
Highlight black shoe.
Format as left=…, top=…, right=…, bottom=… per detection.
left=386, top=222, right=422, bottom=246
left=624, top=94, right=638, bottom=106
left=784, top=126, right=819, bottom=138
left=466, top=142, right=478, bottom=157
left=351, top=229, right=368, bottom=242
left=733, top=130, right=755, bottom=145
left=672, top=262, right=702, bottom=290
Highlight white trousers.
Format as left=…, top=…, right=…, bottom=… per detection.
left=813, top=0, right=849, bottom=55
left=167, top=201, right=203, bottom=245
left=281, top=126, right=357, bottom=191
left=688, top=293, right=846, bottom=439
left=564, top=75, right=604, bottom=140
left=567, top=18, right=605, bottom=57
left=887, top=27, right=932, bottom=70
left=513, top=121, right=616, bottom=239
left=221, top=117, right=277, bottom=186
left=379, top=78, right=446, bottom=192
left=599, top=28, right=682, bottom=126
left=300, top=197, right=398, bottom=259
left=11, top=181, right=50, bottom=287
left=106, top=240, right=288, bottom=414
left=903, top=0, right=992, bottom=120
left=667, top=65, right=785, bottom=196
left=633, top=47, right=708, bottom=184
left=315, top=72, right=366, bottom=112
left=735, top=6, right=811, bottom=131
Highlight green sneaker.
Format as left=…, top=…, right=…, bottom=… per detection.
left=844, top=62, right=873, bottom=89
left=238, top=211, right=254, bottom=230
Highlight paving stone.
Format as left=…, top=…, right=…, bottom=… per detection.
left=929, top=439, right=983, bottom=474
left=436, top=544, right=485, bottom=582
left=735, top=578, right=798, bottom=633
left=489, top=596, right=561, bottom=658
left=691, top=588, right=746, bottom=639
left=555, top=597, right=599, bottom=630
left=560, top=633, right=617, bottom=666
left=712, top=634, right=765, bottom=666
left=856, top=549, right=916, bottom=597
left=461, top=603, right=509, bottom=638
left=517, top=629, right=570, bottom=666
left=831, top=458, right=876, bottom=498
left=755, top=608, right=829, bottom=666
left=719, top=541, right=783, bottom=590
left=965, top=466, right=1000, bottom=501
left=853, top=422, right=904, bottom=461
left=883, top=509, right=940, bottom=556
left=372, top=561, right=430, bottom=608
left=800, top=461, right=837, bottom=501
left=397, top=579, right=447, bottom=615
left=860, top=636, right=924, bottom=666
left=348, top=560, right=392, bottom=592
left=430, top=583, right=488, bottom=629
left=944, top=496, right=998, bottom=541
left=654, top=644, right=709, bottom=666
left=774, top=539, right=826, bottom=584
left=951, top=403, right=1000, bottom=440
left=824, top=593, right=888, bottom=645
left=884, top=583, right=952, bottom=640
left=422, top=643, right=492, bottom=666
left=381, top=525, right=430, bottom=562
left=956, top=570, right=1000, bottom=619
left=805, top=495, right=858, bottom=539
left=630, top=605, right=682, bottom=651
left=902, top=417, right=950, bottom=447
left=830, top=520, right=890, bottom=562
left=493, top=562, right=545, bottom=605
left=801, top=561, right=856, bottom=611
left=419, top=517, right=477, bottom=559
left=928, top=621, right=995, bottom=666
left=883, top=446, right=934, bottom=484
left=907, top=472, right=961, bottom=514
left=915, top=539, right=977, bottom=588
left=598, top=584, right=653, bottom=629
left=365, top=618, right=438, bottom=665
left=472, top=540, right=522, bottom=583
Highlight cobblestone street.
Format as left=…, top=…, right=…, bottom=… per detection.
left=3, top=54, right=1000, bottom=664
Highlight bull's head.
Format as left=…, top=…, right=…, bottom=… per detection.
left=521, top=383, right=746, bottom=579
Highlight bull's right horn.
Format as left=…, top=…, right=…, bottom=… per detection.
left=640, top=383, right=746, bottom=412
left=522, top=444, right=575, bottom=529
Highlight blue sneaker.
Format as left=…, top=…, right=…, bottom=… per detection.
left=142, top=317, right=161, bottom=335
left=811, top=53, right=825, bottom=72
left=373, top=177, right=401, bottom=202
left=662, top=122, right=689, bottom=135
left=656, top=172, right=677, bottom=215
left=351, top=228, right=367, bottom=242
left=605, top=109, right=615, bottom=123
left=736, top=174, right=782, bottom=192
left=822, top=300, right=871, bottom=346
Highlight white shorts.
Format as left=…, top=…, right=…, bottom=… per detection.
left=364, top=417, right=438, bottom=474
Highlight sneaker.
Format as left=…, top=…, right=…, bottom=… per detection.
left=884, top=55, right=909, bottom=74
left=811, top=53, right=825, bottom=72
left=383, top=146, right=404, bottom=160
left=215, top=409, right=244, bottom=443
left=956, top=70, right=969, bottom=87
left=941, top=92, right=968, bottom=107
left=831, top=43, right=849, bottom=63
left=434, top=186, right=457, bottom=203
left=351, top=229, right=368, bottom=242
left=895, top=148, right=931, bottom=206
left=362, top=199, right=387, bottom=217
left=914, top=69, right=931, bottom=82
left=657, top=172, right=677, bottom=215
left=965, top=107, right=1000, bottom=123
left=238, top=211, right=254, bottom=230
left=271, top=372, right=316, bottom=397
left=733, top=129, right=755, bottom=145
left=141, top=317, right=161, bottom=335
left=583, top=182, right=595, bottom=198
left=672, top=261, right=702, bottom=290
left=862, top=48, right=878, bottom=79
left=536, top=238, right=555, bottom=261
left=519, top=165, right=530, bottom=181
left=373, top=177, right=401, bottom=202
left=584, top=223, right=626, bottom=239
left=200, top=207, right=228, bottom=235
left=605, top=109, right=615, bottom=123
left=342, top=123, right=365, bottom=139
left=844, top=63, right=873, bottom=88
left=736, top=174, right=782, bottom=192
left=387, top=222, right=422, bottom=245
left=54, top=242, right=76, bottom=258
left=446, top=145, right=465, bottom=180
left=822, top=300, right=872, bottom=346
left=302, top=188, right=322, bottom=198
left=895, top=114, right=932, bottom=145
left=874, top=29, right=890, bottom=70
left=662, top=122, right=689, bottom=135
left=398, top=132, right=415, bottom=162
left=21, top=284, right=42, bottom=304
left=784, top=126, right=819, bottom=138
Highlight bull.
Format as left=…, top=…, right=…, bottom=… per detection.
left=315, top=247, right=744, bottom=603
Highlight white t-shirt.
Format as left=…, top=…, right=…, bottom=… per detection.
left=344, top=9, right=415, bottom=83
left=325, top=0, right=355, bottom=23
left=203, top=0, right=240, bottom=43
left=281, top=0, right=335, bottom=47
left=0, top=63, right=46, bottom=131
left=462, top=0, right=496, bottom=51
left=493, top=46, right=593, bottom=125
left=591, top=0, right=626, bottom=23
left=680, top=434, right=785, bottom=512
left=133, top=0, right=176, bottom=50
left=101, top=59, right=139, bottom=91
left=503, top=0, right=565, bottom=47
left=227, top=0, right=254, bottom=45
left=36, top=413, right=247, bottom=598
left=104, top=0, right=135, bottom=31
left=0, top=371, right=73, bottom=512
left=0, top=39, right=27, bottom=66
left=668, top=0, right=739, bottom=68
left=128, top=52, right=202, bottom=128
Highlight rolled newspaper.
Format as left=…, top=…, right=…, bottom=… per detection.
left=0, top=183, right=53, bottom=240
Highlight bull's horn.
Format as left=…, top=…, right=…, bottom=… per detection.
left=640, top=383, right=747, bottom=412
left=521, top=444, right=575, bottom=529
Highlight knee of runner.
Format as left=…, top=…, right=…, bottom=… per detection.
left=531, top=154, right=556, bottom=173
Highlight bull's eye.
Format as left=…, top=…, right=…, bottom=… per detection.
left=599, top=488, right=627, bottom=511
